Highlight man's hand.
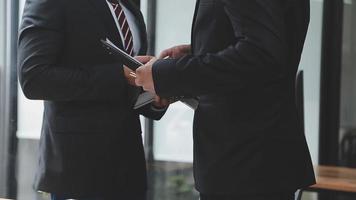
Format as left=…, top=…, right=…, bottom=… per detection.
left=152, top=95, right=170, bottom=108
left=123, top=66, right=137, bottom=86
left=136, top=55, right=155, bottom=64
left=135, top=57, right=157, bottom=94
left=159, top=44, right=191, bottom=59
left=123, top=56, right=154, bottom=86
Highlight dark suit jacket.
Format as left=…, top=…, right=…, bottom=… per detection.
left=17, top=0, right=164, bottom=197
left=153, top=0, right=315, bottom=195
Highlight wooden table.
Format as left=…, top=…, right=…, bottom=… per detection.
left=311, top=165, right=356, bottom=193
left=297, top=165, right=356, bottom=200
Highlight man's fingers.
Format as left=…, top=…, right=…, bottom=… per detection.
left=123, top=66, right=137, bottom=86
left=135, top=56, right=154, bottom=64
left=134, top=66, right=143, bottom=86
left=158, top=49, right=172, bottom=59
left=134, top=60, right=156, bottom=93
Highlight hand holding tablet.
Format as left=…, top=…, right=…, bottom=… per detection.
left=101, top=38, right=199, bottom=110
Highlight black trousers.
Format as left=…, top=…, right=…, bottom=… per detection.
left=200, top=192, right=295, bottom=200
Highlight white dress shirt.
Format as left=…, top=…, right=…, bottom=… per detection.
left=106, top=0, right=141, bottom=56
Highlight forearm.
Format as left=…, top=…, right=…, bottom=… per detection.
left=19, top=62, right=127, bottom=101
left=152, top=43, right=284, bottom=98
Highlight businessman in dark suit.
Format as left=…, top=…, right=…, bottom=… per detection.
left=18, top=0, right=168, bottom=199
left=135, top=0, right=315, bottom=199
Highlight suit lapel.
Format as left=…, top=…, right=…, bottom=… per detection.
left=87, top=0, right=124, bottom=50
left=191, top=0, right=200, bottom=54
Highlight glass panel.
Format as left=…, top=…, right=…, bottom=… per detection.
left=0, top=0, right=7, bottom=196
left=151, top=0, right=197, bottom=200
left=298, top=0, right=323, bottom=196
left=299, top=0, right=324, bottom=165
left=339, top=0, right=356, bottom=167
left=17, top=0, right=43, bottom=141
left=15, top=1, right=45, bottom=199
left=0, top=0, right=6, bottom=67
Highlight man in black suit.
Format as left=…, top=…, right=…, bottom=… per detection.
left=17, top=0, right=168, bottom=199
left=135, top=0, right=315, bottom=199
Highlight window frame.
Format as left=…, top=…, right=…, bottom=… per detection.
left=0, top=0, right=19, bottom=198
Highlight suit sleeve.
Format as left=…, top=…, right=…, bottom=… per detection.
left=137, top=104, right=167, bottom=120
left=152, top=0, right=289, bottom=97
left=18, top=0, right=127, bottom=101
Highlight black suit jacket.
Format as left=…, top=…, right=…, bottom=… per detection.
left=18, top=0, right=164, bottom=197
left=153, top=0, right=315, bottom=195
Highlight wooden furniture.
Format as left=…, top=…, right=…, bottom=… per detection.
left=312, top=165, right=356, bottom=193
left=297, top=165, right=356, bottom=199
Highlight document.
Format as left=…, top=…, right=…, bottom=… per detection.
left=101, top=38, right=199, bottom=110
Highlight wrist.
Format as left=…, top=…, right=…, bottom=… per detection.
left=151, top=103, right=168, bottom=111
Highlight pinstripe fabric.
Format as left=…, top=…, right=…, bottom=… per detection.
left=108, top=0, right=134, bottom=56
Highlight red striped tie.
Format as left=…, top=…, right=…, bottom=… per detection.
left=109, top=0, right=135, bottom=56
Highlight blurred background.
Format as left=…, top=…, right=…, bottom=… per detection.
left=0, top=0, right=356, bottom=199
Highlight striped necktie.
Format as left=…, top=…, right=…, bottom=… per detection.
left=108, top=0, right=135, bottom=56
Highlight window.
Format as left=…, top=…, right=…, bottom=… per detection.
left=0, top=0, right=18, bottom=198
left=299, top=0, right=324, bottom=164
left=0, top=0, right=8, bottom=196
